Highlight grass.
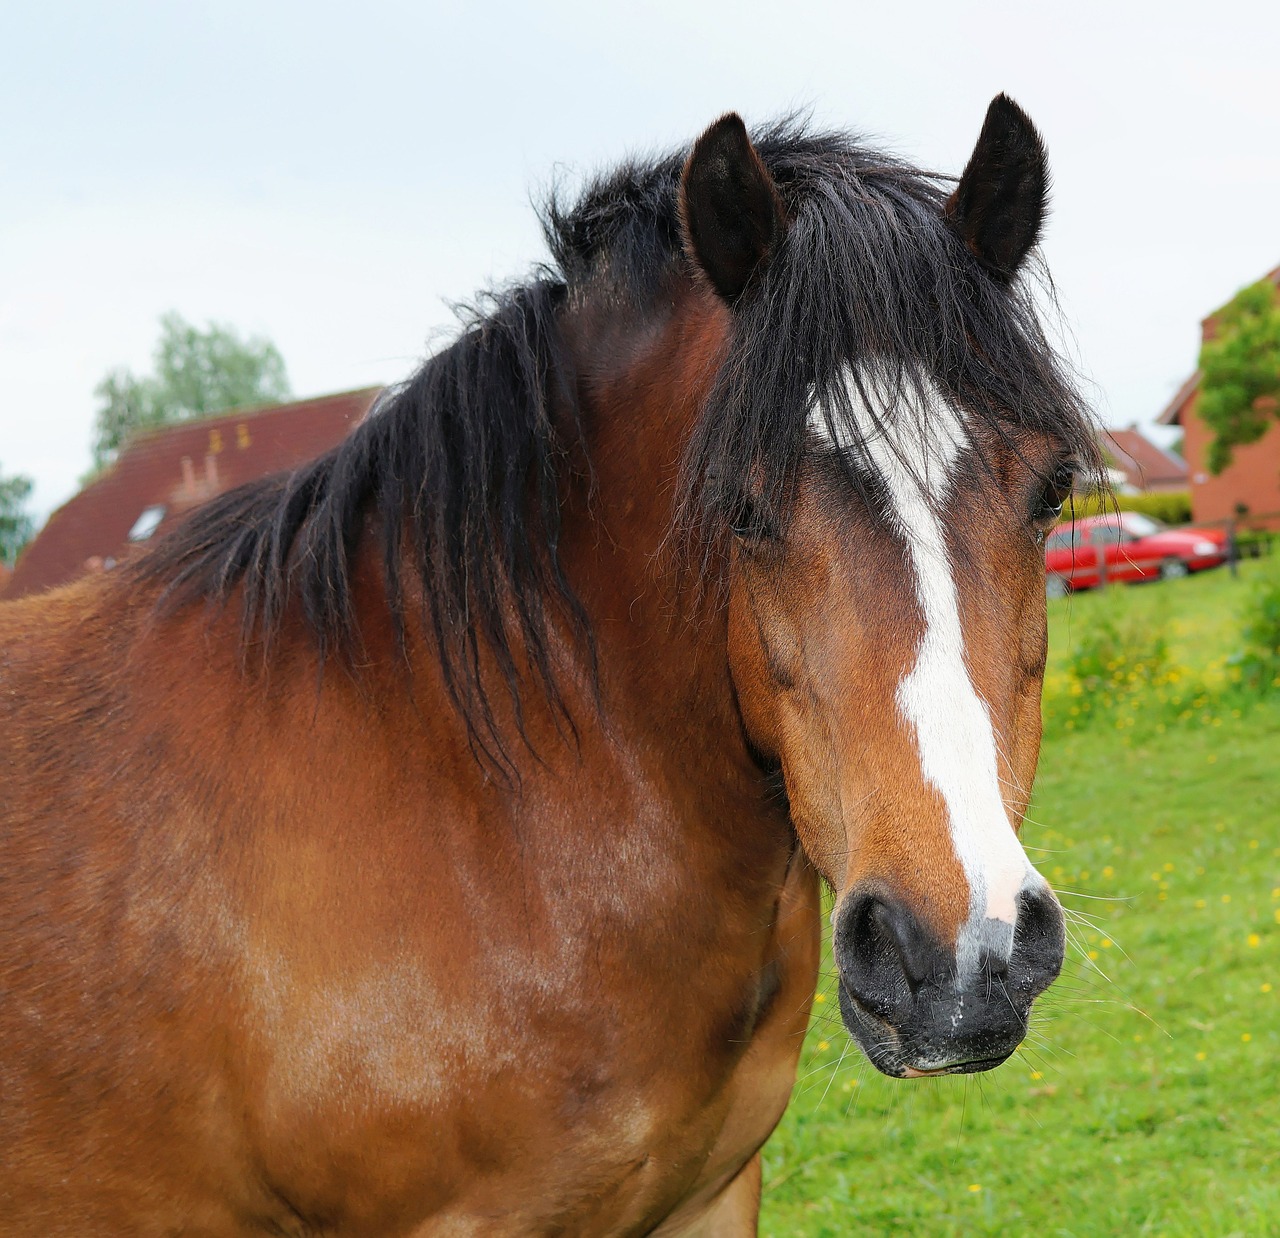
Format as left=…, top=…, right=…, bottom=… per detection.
left=760, top=560, right=1280, bottom=1237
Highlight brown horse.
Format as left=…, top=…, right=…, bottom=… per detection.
left=1, top=96, right=1099, bottom=1234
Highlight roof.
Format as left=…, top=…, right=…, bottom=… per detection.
left=1154, top=372, right=1200, bottom=428
left=1101, top=427, right=1188, bottom=490
left=3, top=388, right=381, bottom=600
left=1157, top=262, right=1280, bottom=426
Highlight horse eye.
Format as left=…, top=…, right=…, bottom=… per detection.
left=727, top=492, right=779, bottom=542
left=1031, top=462, right=1075, bottom=529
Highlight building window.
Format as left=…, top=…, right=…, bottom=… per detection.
left=127, top=505, right=166, bottom=542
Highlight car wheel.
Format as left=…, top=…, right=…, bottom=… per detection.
left=1046, top=574, right=1070, bottom=599
left=1160, top=558, right=1190, bottom=581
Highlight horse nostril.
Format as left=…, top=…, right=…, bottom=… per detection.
left=875, top=900, right=935, bottom=988
left=1010, top=886, right=1066, bottom=997
left=835, top=892, right=945, bottom=1012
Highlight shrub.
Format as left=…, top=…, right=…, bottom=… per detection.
left=1065, top=490, right=1192, bottom=526
left=1065, top=605, right=1170, bottom=698
left=1043, top=597, right=1178, bottom=736
left=1235, top=529, right=1275, bottom=560
left=1231, top=561, right=1280, bottom=691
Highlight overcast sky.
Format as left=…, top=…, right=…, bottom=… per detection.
left=3, top=1, right=1277, bottom=519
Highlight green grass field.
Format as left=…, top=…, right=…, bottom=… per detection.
left=760, top=560, right=1280, bottom=1237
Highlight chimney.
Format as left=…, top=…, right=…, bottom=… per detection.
left=180, top=455, right=196, bottom=495
left=204, top=453, right=219, bottom=492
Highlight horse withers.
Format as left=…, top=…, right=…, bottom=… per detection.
left=0, top=96, right=1096, bottom=1234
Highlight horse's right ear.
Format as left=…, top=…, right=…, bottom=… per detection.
left=680, top=114, right=786, bottom=304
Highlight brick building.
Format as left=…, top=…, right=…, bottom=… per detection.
left=1156, top=264, right=1280, bottom=527
left=3, top=388, right=380, bottom=600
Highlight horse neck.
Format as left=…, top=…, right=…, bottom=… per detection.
left=555, top=281, right=758, bottom=793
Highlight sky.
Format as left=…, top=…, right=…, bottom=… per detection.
left=3, top=1, right=1278, bottom=520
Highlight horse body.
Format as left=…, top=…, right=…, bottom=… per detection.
left=0, top=282, right=817, bottom=1234
left=2, top=99, right=1100, bottom=1232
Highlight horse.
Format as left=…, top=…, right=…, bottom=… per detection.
left=0, top=95, right=1099, bottom=1234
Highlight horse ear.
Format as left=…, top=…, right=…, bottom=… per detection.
left=680, top=114, right=786, bottom=304
left=945, top=94, right=1048, bottom=282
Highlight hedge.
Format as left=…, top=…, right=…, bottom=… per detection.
left=1065, top=490, right=1193, bottom=525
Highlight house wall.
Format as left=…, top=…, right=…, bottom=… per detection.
left=1182, top=393, right=1280, bottom=528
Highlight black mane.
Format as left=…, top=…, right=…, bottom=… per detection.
left=137, top=119, right=1101, bottom=764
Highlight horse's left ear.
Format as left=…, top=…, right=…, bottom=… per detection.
left=945, top=94, right=1048, bottom=282
left=680, top=113, right=786, bottom=304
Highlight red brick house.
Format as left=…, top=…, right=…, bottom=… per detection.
left=4, top=388, right=380, bottom=600
left=1156, top=263, right=1280, bottom=527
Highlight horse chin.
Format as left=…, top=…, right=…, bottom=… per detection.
left=835, top=983, right=1018, bottom=1079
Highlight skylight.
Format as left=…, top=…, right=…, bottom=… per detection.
left=127, top=505, right=166, bottom=542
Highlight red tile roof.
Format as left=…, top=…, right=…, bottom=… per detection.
left=1102, top=427, right=1188, bottom=492
left=4, top=388, right=381, bottom=600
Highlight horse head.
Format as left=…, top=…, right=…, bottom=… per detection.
left=679, top=100, right=1088, bottom=1077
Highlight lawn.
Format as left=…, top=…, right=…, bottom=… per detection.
left=760, top=560, right=1280, bottom=1237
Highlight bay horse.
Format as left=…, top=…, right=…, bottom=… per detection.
left=1, top=96, right=1098, bottom=1235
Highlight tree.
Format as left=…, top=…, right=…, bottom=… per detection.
left=0, top=466, right=35, bottom=567
left=91, top=312, right=291, bottom=468
left=1198, top=279, right=1280, bottom=475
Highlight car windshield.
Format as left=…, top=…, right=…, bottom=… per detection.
left=1124, top=513, right=1166, bottom=538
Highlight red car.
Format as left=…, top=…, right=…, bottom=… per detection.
left=1044, top=512, right=1227, bottom=598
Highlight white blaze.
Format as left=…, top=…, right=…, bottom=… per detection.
left=810, top=368, right=1044, bottom=974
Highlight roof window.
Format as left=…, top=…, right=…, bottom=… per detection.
left=127, top=505, right=166, bottom=542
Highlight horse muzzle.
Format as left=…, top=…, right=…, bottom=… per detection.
left=831, top=885, right=1065, bottom=1077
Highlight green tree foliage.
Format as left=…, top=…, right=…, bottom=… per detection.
left=91, top=312, right=291, bottom=468
left=1198, top=279, right=1280, bottom=474
left=0, top=466, right=36, bottom=567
